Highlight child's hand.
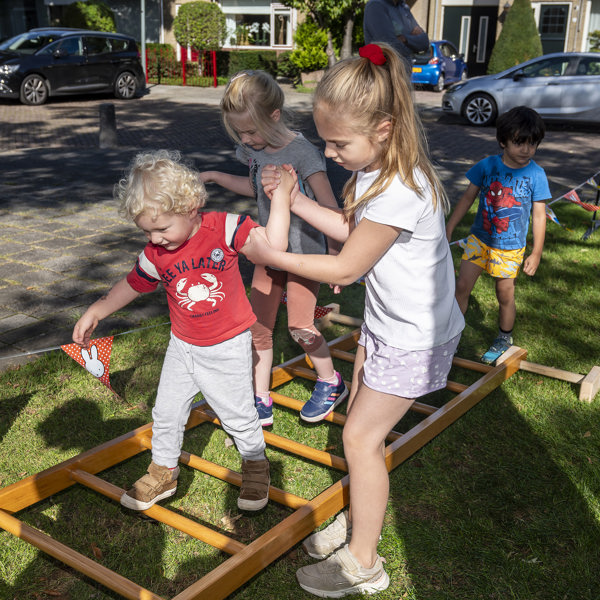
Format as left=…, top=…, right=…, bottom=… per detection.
left=261, top=164, right=299, bottom=203
left=198, top=171, right=214, bottom=183
left=522, top=253, right=541, bottom=276
left=261, top=164, right=280, bottom=198
left=72, top=312, right=99, bottom=348
left=277, top=165, right=297, bottom=197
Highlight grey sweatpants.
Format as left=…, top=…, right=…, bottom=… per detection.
left=151, top=330, right=266, bottom=469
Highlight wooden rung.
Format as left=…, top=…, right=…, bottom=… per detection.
left=70, top=469, right=246, bottom=555
left=326, top=312, right=363, bottom=327
left=519, top=360, right=584, bottom=384
left=271, top=391, right=347, bottom=426
left=263, top=430, right=347, bottom=471
left=452, top=356, right=493, bottom=373
left=411, top=401, right=439, bottom=416
left=0, top=508, right=164, bottom=600
left=446, top=381, right=469, bottom=394
left=271, top=392, right=403, bottom=443
left=190, top=406, right=349, bottom=472
left=580, top=365, right=600, bottom=402
left=495, top=346, right=600, bottom=402
left=180, top=451, right=308, bottom=510
left=330, top=348, right=356, bottom=362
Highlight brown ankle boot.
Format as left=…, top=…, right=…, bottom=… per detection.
left=120, top=461, right=179, bottom=510
left=237, top=458, right=270, bottom=511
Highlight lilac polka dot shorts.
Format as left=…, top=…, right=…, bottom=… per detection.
left=359, top=324, right=461, bottom=399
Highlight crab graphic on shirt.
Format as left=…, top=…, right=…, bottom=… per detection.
left=482, top=180, right=522, bottom=235
left=175, top=273, right=225, bottom=310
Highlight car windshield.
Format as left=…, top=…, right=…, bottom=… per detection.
left=0, top=32, right=57, bottom=54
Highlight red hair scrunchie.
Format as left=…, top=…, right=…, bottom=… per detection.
left=359, top=44, right=386, bottom=65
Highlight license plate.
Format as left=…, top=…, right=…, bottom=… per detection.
left=412, top=67, right=422, bottom=73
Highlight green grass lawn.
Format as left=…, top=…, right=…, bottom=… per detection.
left=1, top=205, right=599, bottom=600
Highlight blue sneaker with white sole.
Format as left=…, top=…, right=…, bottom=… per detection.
left=255, top=395, right=273, bottom=427
left=300, top=372, right=348, bottom=422
left=481, top=336, right=512, bottom=365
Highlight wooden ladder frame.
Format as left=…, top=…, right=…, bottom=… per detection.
left=0, top=325, right=526, bottom=600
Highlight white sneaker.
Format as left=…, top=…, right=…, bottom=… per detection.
left=296, top=544, right=389, bottom=598
left=302, top=511, right=351, bottom=559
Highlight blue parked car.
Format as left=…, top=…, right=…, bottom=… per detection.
left=411, top=40, right=468, bottom=92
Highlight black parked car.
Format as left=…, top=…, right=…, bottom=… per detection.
left=0, top=27, right=145, bottom=105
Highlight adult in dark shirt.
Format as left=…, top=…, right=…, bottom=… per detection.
left=363, top=0, right=429, bottom=73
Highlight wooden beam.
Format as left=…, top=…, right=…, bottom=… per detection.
left=0, top=509, right=165, bottom=600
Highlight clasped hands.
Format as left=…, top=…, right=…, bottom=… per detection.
left=261, top=163, right=298, bottom=205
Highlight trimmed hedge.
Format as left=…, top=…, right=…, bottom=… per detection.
left=146, top=47, right=293, bottom=85
left=487, top=0, right=543, bottom=74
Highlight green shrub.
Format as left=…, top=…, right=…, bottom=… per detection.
left=277, top=50, right=300, bottom=79
left=290, top=21, right=328, bottom=73
left=487, top=0, right=543, bottom=74
left=226, top=50, right=278, bottom=76
left=590, top=30, right=600, bottom=51
left=145, top=43, right=179, bottom=82
left=63, top=0, right=116, bottom=31
left=173, top=1, right=226, bottom=52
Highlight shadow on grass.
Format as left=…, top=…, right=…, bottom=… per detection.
left=0, top=392, right=32, bottom=445
left=389, top=385, right=600, bottom=600
left=2, top=396, right=219, bottom=599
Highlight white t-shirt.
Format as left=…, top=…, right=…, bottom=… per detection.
left=355, top=169, right=464, bottom=350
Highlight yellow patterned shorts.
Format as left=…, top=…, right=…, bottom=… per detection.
left=461, top=234, right=525, bottom=279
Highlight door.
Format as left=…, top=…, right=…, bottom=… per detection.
left=467, top=6, right=498, bottom=77
left=83, top=36, right=114, bottom=89
left=442, top=6, right=497, bottom=76
left=38, top=36, right=86, bottom=93
left=538, top=4, right=568, bottom=53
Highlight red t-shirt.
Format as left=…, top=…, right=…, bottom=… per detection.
left=126, top=212, right=258, bottom=346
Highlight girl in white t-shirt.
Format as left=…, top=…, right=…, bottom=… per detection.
left=252, top=43, right=464, bottom=597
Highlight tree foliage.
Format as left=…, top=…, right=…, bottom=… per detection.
left=487, top=0, right=543, bottom=74
left=63, top=0, right=116, bottom=32
left=590, top=30, right=600, bottom=52
left=281, top=0, right=366, bottom=63
left=173, top=1, right=227, bottom=52
left=290, top=20, right=328, bottom=72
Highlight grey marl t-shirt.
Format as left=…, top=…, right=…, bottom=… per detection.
left=236, top=133, right=327, bottom=255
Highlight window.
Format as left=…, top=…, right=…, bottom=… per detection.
left=273, top=8, right=291, bottom=46
left=85, top=36, right=111, bottom=56
left=109, top=38, right=131, bottom=53
left=221, top=0, right=293, bottom=48
left=58, top=37, right=83, bottom=56
left=539, top=5, right=567, bottom=35
left=576, top=58, right=600, bottom=76
left=476, top=16, right=488, bottom=63
left=522, top=57, right=569, bottom=77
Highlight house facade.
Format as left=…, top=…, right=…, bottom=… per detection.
left=412, top=0, right=600, bottom=76
left=2, top=0, right=599, bottom=75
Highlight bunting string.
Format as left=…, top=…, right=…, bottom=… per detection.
left=546, top=170, right=600, bottom=228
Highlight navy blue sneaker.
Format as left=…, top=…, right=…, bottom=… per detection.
left=481, top=336, right=513, bottom=365
left=255, top=395, right=273, bottom=427
left=300, top=372, right=349, bottom=423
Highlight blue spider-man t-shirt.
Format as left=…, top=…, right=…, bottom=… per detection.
left=467, top=155, right=551, bottom=250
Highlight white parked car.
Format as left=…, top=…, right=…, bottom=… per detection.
left=442, top=52, right=600, bottom=126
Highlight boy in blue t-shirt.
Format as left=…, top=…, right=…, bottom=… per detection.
left=446, top=106, right=551, bottom=364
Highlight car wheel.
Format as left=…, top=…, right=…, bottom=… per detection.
left=462, top=93, right=497, bottom=127
left=20, top=74, right=49, bottom=106
left=114, top=71, right=138, bottom=100
left=433, top=73, right=445, bottom=93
